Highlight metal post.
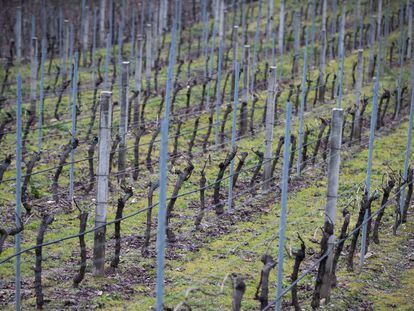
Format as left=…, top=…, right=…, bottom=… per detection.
left=330, top=0, right=338, bottom=60
left=396, top=2, right=407, bottom=119
left=134, top=36, right=143, bottom=126
left=30, top=37, right=38, bottom=125
left=37, top=38, right=47, bottom=152
left=309, top=0, right=316, bottom=68
left=278, top=0, right=285, bottom=80
left=62, top=20, right=68, bottom=82
left=82, top=5, right=89, bottom=67
left=250, top=0, right=263, bottom=109
left=214, top=0, right=225, bottom=147
left=354, top=49, right=364, bottom=142
left=297, top=28, right=309, bottom=176
left=227, top=25, right=240, bottom=211
left=79, top=0, right=86, bottom=66
left=15, top=74, right=23, bottom=311
left=275, top=101, right=292, bottom=311
left=367, top=0, right=376, bottom=81
left=399, top=60, right=414, bottom=214
left=104, top=33, right=111, bottom=89
left=407, top=3, right=412, bottom=60
left=67, top=24, right=75, bottom=100
left=263, top=66, right=278, bottom=191
left=156, top=1, right=179, bottom=309
left=109, top=0, right=114, bottom=47
left=93, top=91, right=113, bottom=276
left=16, top=7, right=22, bottom=66
left=69, top=52, right=79, bottom=205
left=118, top=0, right=125, bottom=66
left=206, top=0, right=218, bottom=121
left=361, top=36, right=383, bottom=266
left=130, top=8, right=136, bottom=63
left=145, top=23, right=152, bottom=95
left=99, top=0, right=106, bottom=46
left=118, top=61, right=130, bottom=183
left=337, top=1, right=346, bottom=108
left=318, top=0, right=327, bottom=103
left=92, top=7, right=97, bottom=71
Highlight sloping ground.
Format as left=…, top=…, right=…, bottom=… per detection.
left=101, top=117, right=414, bottom=309
left=327, top=221, right=414, bottom=311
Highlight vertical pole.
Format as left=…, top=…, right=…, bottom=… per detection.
left=292, top=3, right=301, bottom=78
left=214, top=0, right=225, bottom=146
left=311, top=108, right=344, bottom=307
left=82, top=5, right=89, bottom=67
left=104, top=33, right=111, bottom=89
left=118, top=0, right=126, bottom=66
left=249, top=0, right=263, bottom=133
left=407, top=3, right=412, bottom=60
left=318, top=0, right=327, bottom=103
left=134, top=36, right=143, bottom=126
left=241, top=43, right=250, bottom=135
left=91, top=7, right=97, bottom=82
left=399, top=60, right=414, bottom=214
left=264, top=0, right=274, bottom=61
left=99, top=0, right=106, bottom=47
left=358, top=0, right=364, bottom=49
left=337, top=1, right=346, bottom=108
left=309, top=0, right=316, bottom=68
left=275, top=101, right=292, bottom=311
left=354, top=49, right=364, bottom=142
left=263, top=66, right=278, bottom=191
left=62, top=20, right=69, bottom=82
left=396, top=2, right=407, bottom=119
left=130, top=7, right=136, bottom=62
left=206, top=0, right=218, bottom=120
left=156, top=1, right=179, bottom=309
left=297, top=28, right=309, bottom=176
left=37, top=38, right=47, bottom=152
left=109, top=0, right=114, bottom=47
left=145, top=23, right=152, bottom=96
left=118, top=61, right=130, bottom=183
left=251, top=0, right=263, bottom=96
left=93, top=91, right=113, bottom=276
left=367, top=0, right=376, bottom=81
left=227, top=25, right=240, bottom=211
left=278, top=0, right=285, bottom=80
left=324, top=107, right=343, bottom=280
left=67, top=24, right=75, bottom=100
left=202, top=6, right=210, bottom=91
left=15, top=74, right=23, bottom=311
left=353, top=0, right=361, bottom=50
left=16, top=7, right=22, bottom=66
left=330, top=0, right=338, bottom=60
left=30, top=37, right=38, bottom=125
left=69, top=52, right=79, bottom=205
left=361, top=35, right=383, bottom=267
left=79, top=0, right=86, bottom=66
